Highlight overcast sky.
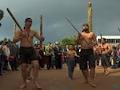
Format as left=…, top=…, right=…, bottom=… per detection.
left=0, top=0, right=120, bottom=42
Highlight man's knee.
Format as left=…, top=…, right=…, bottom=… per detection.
left=32, top=60, right=39, bottom=69
left=21, top=64, right=28, bottom=71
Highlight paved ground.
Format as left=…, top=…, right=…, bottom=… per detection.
left=0, top=65, right=120, bottom=90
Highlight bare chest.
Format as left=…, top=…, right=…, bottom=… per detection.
left=81, top=33, right=93, bottom=40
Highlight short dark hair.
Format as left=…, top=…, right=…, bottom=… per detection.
left=25, top=18, right=32, bottom=22
left=83, top=23, right=89, bottom=27
left=82, top=23, right=89, bottom=32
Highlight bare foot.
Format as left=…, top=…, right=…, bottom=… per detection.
left=26, top=77, right=32, bottom=83
left=26, top=79, right=30, bottom=83
left=88, top=81, right=96, bottom=88
left=105, top=71, right=110, bottom=76
left=20, top=83, right=27, bottom=89
left=34, top=82, right=42, bottom=90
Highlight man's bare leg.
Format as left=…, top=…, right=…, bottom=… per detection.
left=82, top=70, right=89, bottom=84
left=104, top=67, right=110, bottom=76
left=20, top=64, right=28, bottom=88
left=32, top=60, right=42, bottom=89
left=26, top=64, right=32, bottom=83
left=89, top=68, right=96, bottom=87
left=90, top=68, right=95, bottom=80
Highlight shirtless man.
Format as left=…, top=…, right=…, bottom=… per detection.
left=13, top=18, right=44, bottom=90
left=100, top=38, right=112, bottom=75
left=77, top=23, right=97, bottom=87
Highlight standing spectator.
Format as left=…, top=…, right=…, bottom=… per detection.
left=2, top=41, right=11, bottom=71
left=66, top=45, right=77, bottom=80
left=8, top=41, right=19, bottom=71
left=53, top=42, right=62, bottom=69
left=100, top=38, right=112, bottom=75
left=0, top=44, right=5, bottom=75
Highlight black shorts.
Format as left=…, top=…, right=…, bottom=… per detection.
left=19, top=47, right=37, bottom=64
left=101, top=54, right=111, bottom=67
left=79, top=49, right=95, bottom=70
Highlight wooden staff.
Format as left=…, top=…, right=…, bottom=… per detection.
left=7, top=8, right=31, bottom=43
left=40, top=15, right=43, bottom=46
left=40, top=15, right=43, bottom=35
left=6, top=8, right=22, bottom=31
left=0, top=9, right=4, bottom=27
left=65, top=17, right=79, bottom=33
left=0, top=9, right=4, bottom=21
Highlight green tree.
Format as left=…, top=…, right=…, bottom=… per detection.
left=60, top=36, right=76, bottom=45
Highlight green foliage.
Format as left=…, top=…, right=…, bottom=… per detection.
left=60, top=36, right=76, bottom=45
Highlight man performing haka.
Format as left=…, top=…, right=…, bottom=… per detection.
left=13, top=18, right=44, bottom=90
left=77, top=23, right=97, bottom=87
left=100, top=38, right=112, bottom=76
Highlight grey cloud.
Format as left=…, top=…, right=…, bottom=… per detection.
left=0, top=0, right=120, bottom=42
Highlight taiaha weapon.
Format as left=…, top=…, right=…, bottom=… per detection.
left=7, top=8, right=30, bottom=42
left=0, top=9, right=4, bottom=27
left=65, top=17, right=81, bottom=45
left=0, top=9, right=4, bottom=21
left=65, top=17, right=95, bottom=46
left=40, top=15, right=43, bottom=36
left=40, top=15, right=43, bottom=46
left=6, top=8, right=22, bottom=31
left=65, top=17, right=79, bottom=33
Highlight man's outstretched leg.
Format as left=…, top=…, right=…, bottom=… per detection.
left=89, top=68, right=96, bottom=87
left=32, top=60, right=42, bottom=90
left=20, top=63, right=28, bottom=88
